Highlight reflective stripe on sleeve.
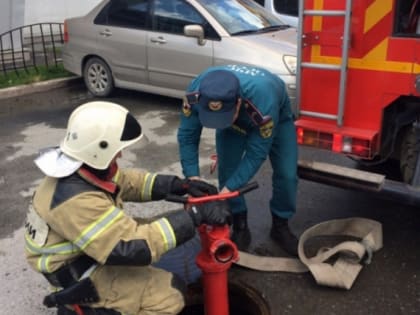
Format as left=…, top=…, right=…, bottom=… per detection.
left=25, top=235, right=80, bottom=255
left=152, top=217, right=176, bottom=251
left=25, top=206, right=122, bottom=273
left=38, top=254, right=52, bottom=273
left=141, top=173, right=157, bottom=201
left=25, top=235, right=81, bottom=273
left=73, top=206, right=123, bottom=250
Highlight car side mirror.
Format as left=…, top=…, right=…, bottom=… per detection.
left=184, top=24, right=206, bottom=46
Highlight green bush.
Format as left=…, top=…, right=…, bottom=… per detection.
left=0, top=65, right=72, bottom=89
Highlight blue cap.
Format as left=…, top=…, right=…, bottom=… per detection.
left=197, top=70, right=240, bottom=129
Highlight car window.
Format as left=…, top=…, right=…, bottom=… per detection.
left=152, top=0, right=219, bottom=39
left=95, top=0, right=150, bottom=29
left=251, top=0, right=297, bottom=17
left=273, top=0, right=298, bottom=17
left=197, top=0, right=284, bottom=35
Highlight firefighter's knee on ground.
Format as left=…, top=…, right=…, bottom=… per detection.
left=138, top=269, right=186, bottom=315
left=139, top=289, right=185, bottom=315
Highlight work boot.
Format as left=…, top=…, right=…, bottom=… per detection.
left=270, top=215, right=299, bottom=257
left=231, top=213, right=251, bottom=251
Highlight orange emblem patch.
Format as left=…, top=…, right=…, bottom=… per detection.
left=208, top=101, right=223, bottom=111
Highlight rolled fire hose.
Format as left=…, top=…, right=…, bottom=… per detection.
left=235, top=217, right=382, bottom=290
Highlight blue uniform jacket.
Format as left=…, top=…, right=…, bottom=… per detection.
left=177, top=65, right=292, bottom=190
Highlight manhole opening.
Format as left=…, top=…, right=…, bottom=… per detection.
left=180, top=280, right=270, bottom=315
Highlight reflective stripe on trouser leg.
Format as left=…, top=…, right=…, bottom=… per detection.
left=269, top=118, right=298, bottom=219
left=216, top=128, right=247, bottom=215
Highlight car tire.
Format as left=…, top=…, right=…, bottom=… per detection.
left=83, top=57, right=114, bottom=97
left=400, top=123, right=420, bottom=184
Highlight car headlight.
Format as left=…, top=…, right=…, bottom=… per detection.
left=283, top=55, right=297, bottom=75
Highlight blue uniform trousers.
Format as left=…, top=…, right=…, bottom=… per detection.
left=216, top=118, right=298, bottom=219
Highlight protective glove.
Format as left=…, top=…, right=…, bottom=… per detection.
left=189, top=200, right=232, bottom=226
left=171, top=178, right=218, bottom=197
left=152, top=175, right=218, bottom=200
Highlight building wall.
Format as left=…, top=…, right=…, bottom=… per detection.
left=1, top=0, right=101, bottom=35
left=0, top=0, right=25, bottom=34
left=0, top=0, right=25, bottom=49
left=1, top=0, right=101, bottom=50
left=24, top=0, right=102, bottom=25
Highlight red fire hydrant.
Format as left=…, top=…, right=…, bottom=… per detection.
left=196, top=224, right=239, bottom=315
left=166, top=182, right=258, bottom=315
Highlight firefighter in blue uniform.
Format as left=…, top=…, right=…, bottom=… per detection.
left=177, top=65, right=299, bottom=255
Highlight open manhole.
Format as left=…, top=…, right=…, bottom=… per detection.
left=180, top=280, right=270, bottom=315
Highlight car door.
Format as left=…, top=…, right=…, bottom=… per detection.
left=147, top=0, right=215, bottom=93
left=94, top=0, right=149, bottom=85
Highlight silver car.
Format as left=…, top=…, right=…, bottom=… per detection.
left=63, top=0, right=297, bottom=107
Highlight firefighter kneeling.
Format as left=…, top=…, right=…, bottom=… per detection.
left=24, top=101, right=232, bottom=315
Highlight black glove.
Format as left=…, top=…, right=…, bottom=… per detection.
left=172, top=178, right=218, bottom=197
left=152, top=175, right=218, bottom=200
left=189, top=200, right=232, bottom=226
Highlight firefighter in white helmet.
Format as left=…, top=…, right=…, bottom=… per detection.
left=24, top=101, right=231, bottom=315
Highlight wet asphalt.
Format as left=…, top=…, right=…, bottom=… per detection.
left=0, top=83, right=419, bottom=315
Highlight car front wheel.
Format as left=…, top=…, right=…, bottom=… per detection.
left=83, top=57, right=114, bottom=97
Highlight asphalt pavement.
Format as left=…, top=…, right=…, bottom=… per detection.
left=0, top=80, right=419, bottom=315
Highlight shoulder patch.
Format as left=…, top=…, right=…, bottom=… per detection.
left=182, top=96, right=192, bottom=117
left=25, top=203, right=49, bottom=246
left=259, top=118, right=274, bottom=138
left=183, top=92, right=200, bottom=117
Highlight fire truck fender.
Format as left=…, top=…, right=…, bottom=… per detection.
left=235, top=217, right=382, bottom=290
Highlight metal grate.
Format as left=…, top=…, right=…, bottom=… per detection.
left=0, top=23, right=64, bottom=76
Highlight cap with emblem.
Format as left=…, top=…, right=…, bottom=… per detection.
left=197, top=70, right=240, bottom=129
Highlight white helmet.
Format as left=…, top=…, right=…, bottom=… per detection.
left=60, top=101, right=143, bottom=170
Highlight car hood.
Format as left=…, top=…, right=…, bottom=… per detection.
left=244, top=27, right=297, bottom=55
left=214, top=28, right=298, bottom=75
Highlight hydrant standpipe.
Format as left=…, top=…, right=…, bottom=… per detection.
left=166, top=182, right=259, bottom=315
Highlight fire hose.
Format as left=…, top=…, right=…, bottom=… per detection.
left=236, top=217, right=382, bottom=290
left=167, top=183, right=383, bottom=315
left=209, top=155, right=383, bottom=290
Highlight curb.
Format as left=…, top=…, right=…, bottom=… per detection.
left=0, top=76, right=90, bottom=116
left=0, top=77, right=81, bottom=100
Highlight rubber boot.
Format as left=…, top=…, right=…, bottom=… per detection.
left=270, top=215, right=299, bottom=257
left=231, top=212, right=251, bottom=251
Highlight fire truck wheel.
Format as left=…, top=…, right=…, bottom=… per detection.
left=400, top=124, right=420, bottom=184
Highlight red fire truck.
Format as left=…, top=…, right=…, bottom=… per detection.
left=295, top=0, right=420, bottom=205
